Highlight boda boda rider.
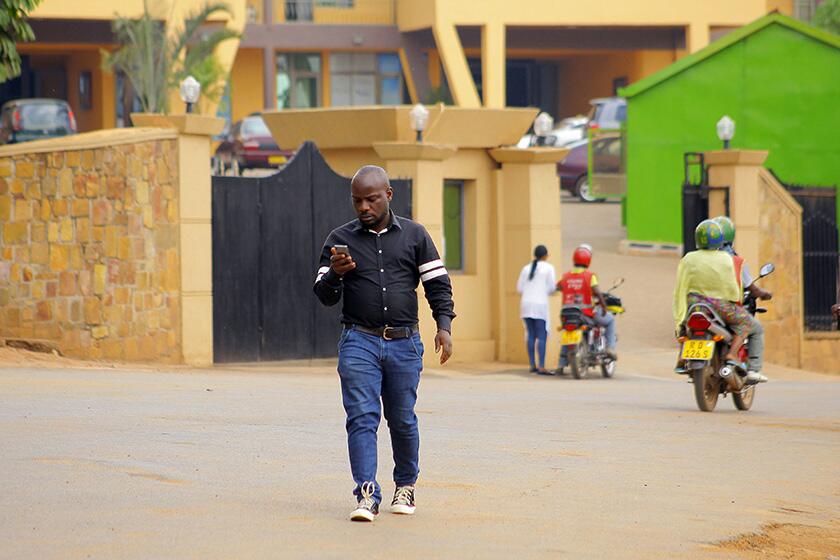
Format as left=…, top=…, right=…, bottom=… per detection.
left=556, top=244, right=616, bottom=372
left=713, top=216, right=772, bottom=382
left=673, top=219, right=767, bottom=384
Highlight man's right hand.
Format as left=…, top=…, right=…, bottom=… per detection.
left=330, top=247, right=356, bottom=276
left=832, top=303, right=840, bottom=317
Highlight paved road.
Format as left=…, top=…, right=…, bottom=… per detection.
left=1, top=200, right=837, bottom=559
left=1, top=363, right=838, bottom=559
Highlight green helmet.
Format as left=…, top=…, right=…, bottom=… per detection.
left=713, top=216, right=736, bottom=245
left=694, top=219, right=725, bottom=250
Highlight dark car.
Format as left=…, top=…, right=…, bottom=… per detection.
left=214, top=114, right=293, bottom=173
left=557, top=135, right=622, bottom=202
left=0, top=99, right=77, bottom=145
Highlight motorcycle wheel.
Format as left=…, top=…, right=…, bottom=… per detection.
left=733, top=385, right=755, bottom=411
left=693, top=360, right=719, bottom=412
left=570, top=344, right=588, bottom=379
left=600, top=359, right=616, bottom=378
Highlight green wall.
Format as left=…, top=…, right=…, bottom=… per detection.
left=625, top=23, right=840, bottom=244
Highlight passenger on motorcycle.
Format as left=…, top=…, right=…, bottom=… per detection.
left=714, top=216, right=772, bottom=382
left=556, top=244, right=617, bottom=368
left=673, top=220, right=765, bottom=384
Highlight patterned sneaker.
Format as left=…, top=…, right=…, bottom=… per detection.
left=390, top=485, right=416, bottom=515
left=350, top=481, right=379, bottom=522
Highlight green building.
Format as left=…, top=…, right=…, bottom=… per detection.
left=620, top=13, right=840, bottom=246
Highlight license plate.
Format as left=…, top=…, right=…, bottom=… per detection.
left=561, top=329, right=583, bottom=345
left=268, top=155, right=287, bottom=164
left=681, top=340, right=715, bottom=360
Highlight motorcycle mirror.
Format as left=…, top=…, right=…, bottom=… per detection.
left=759, top=263, right=775, bottom=278
left=611, top=277, right=625, bottom=290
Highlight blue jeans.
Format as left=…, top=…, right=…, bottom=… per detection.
left=523, top=318, right=547, bottom=369
left=337, top=328, right=424, bottom=505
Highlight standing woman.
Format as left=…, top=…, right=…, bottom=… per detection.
left=517, top=245, right=557, bottom=374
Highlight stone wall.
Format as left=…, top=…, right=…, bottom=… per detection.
left=0, top=131, right=182, bottom=362
left=757, top=169, right=804, bottom=369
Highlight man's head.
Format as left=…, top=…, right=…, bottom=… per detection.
left=351, top=165, right=393, bottom=229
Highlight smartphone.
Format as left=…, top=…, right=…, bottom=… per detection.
left=333, top=244, right=350, bottom=256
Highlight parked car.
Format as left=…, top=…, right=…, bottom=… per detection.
left=0, top=99, right=77, bottom=145
left=557, top=134, right=622, bottom=202
left=517, top=115, right=588, bottom=148
left=214, top=114, right=293, bottom=174
left=587, top=97, right=626, bottom=130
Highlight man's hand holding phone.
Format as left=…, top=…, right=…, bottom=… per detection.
left=330, top=245, right=356, bottom=276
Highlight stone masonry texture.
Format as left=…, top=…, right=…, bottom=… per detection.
left=0, top=141, right=182, bottom=363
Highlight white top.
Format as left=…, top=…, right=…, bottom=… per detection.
left=517, top=260, right=557, bottom=332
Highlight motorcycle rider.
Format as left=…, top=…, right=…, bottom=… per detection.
left=556, top=244, right=616, bottom=371
left=673, top=220, right=765, bottom=384
left=713, top=216, right=772, bottom=383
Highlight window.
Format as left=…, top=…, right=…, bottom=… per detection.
left=276, top=53, right=322, bottom=109
left=330, top=52, right=404, bottom=106
left=79, top=71, right=92, bottom=110
left=443, top=180, right=464, bottom=271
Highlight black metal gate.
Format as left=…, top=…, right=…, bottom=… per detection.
left=681, top=152, right=729, bottom=254
left=780, top=180, right=839, bottom=331
left=212, top=142, right=413, bottom=362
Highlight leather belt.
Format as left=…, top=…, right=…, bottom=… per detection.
left=345, top=324, right=419, bottom=340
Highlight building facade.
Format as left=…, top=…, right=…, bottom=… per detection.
left=8, top=0, right=798, bottom=135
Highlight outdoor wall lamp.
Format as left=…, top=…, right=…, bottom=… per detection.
left=409, top=104, right=429, bottom=142
left=533, top=112, right=554, bottom=146
left=716, top=115, right=735, bottom=149
left=180, top=76, right=201, bottom=114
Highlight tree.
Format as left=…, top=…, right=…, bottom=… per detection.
left=813, top=0, right=840, bottom=36
left=104, top=0, right=239, bottom=114
left=0, top=0, right=42, bottom=83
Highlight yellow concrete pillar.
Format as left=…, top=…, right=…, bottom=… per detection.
left=705, top=150, right=770, bottom=277
left=489, top=147, right=569, bottom=366
left=131, top=113, right=225, bottom=365
left=373, top=142, right=457, bottom=367
left=687, top=22, right=710, bottom=53
left=482, top=22, right=506, bottom=109
left=432, top=23, right=481, bottom=108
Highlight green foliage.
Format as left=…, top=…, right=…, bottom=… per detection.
left=103, top=0, right=239, bottom=114
left=813, top=0, right=840, bottom=36
left=0, top=0, right=41, bottom=83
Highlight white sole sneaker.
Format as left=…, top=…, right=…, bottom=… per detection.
left=350, top=508, right=376, bottom=522
left=390, top=504, right=416, bottom=515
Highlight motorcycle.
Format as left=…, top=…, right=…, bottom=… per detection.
left=676, top=263, right=775, bottom=412
left=557, top=278, right=625, bottom=379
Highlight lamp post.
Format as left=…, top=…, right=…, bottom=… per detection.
left=716, top=115, right=735, bottom=150
left=533, top=112, right=553, bottom=146
left=179, top=76, right=201, bottom=114
left=409, top=104, right=429, bottom=142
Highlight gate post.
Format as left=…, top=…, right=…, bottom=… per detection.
left=132, top=113, right=224, bottom=365
left=373, top=142, right=457, bottom=366
left=489, top=147, right=569, bottom=365
left=705, top=150, right=769, bottom=273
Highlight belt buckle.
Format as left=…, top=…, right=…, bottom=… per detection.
left=382, top=327, right=395, bottom=340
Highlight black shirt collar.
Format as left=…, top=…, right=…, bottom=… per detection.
left=352, top=210, right=402, bottom=233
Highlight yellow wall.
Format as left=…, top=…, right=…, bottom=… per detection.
left=556, top=50, right=674, bottom=116
left=230, top=48, right=265, bottom=122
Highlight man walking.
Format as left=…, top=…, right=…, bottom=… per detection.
left=313, top=165, right=455, bottom=522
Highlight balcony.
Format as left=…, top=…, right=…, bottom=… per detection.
left=246, top=0, right=396, bottom=25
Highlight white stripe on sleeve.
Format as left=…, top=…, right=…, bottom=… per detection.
left=421, top=267, right=448, bottom=283
left=418, top=259, right=444, bottom=274
left=317, top=266, right=329, bottom=274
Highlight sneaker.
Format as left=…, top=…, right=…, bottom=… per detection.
left=745, top=371, right=768, bottom=384
left=390, top=485, right=416, bottom=515
left=350, top=481, right=379, bottom=522
left=605, top=349, right=618, bottom=361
